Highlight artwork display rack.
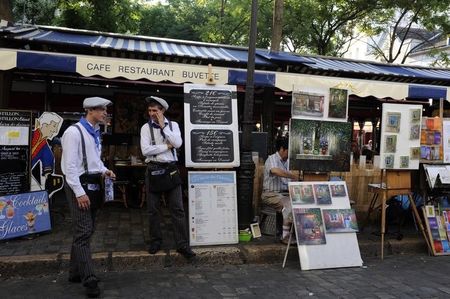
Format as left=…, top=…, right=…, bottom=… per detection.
left=282, top=172, right=329, bottom=268
left=371, top=170, right=432, bottom=259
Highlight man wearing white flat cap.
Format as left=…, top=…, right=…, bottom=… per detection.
left=140, top=96, right=196, bottom=260
left=61, top=96, right=116, bottom=298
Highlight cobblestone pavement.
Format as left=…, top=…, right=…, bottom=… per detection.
left=3, top=254, right=450, bottom=298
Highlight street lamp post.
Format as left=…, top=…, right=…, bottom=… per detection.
left=237, top=0, right=258, bottom=230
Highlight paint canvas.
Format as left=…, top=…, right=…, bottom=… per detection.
left=293, top=208, right=326, bottom=245
left=330, top=183, right=347, bottom=197
left=386, top=112, right=401, bottom=133
left=313, top=184, right=332, bottom=205
left=385, top=135, right=397, bottom=153
left=292, top=91, right=324, bottom=118
left=328, top=88, right=348, bottom=119
left=322, top=209, right=359, bottom=233
left=289, top=119, right=352, bottom=172
left=289, top=184, right=315, bottom=204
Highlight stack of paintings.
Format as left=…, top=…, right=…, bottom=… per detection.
left=424, top=205, right=450, bottom=255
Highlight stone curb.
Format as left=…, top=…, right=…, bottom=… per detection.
left=0, top=238, right=428, bottom=278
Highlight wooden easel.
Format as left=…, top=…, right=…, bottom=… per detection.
left=376, top=170, right=432, bottom=259
left=282, top=172, right=329, bottom=268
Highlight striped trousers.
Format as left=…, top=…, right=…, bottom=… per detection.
left=64, top=184, right=100, bottom=284
left=145, top=178, right=189, bottom=249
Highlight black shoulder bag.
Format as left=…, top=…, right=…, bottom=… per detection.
left=146, top=121, right=182, bottom=193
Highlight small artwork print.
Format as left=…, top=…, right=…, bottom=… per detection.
left=425, top=205, right=436, bottom=217
left=410, top=109, right=421, bottom=122
left=330, top=184, right=347, bottom=197
left=290, top=184, right=315, bottom=204
left=250, top=223, right=262, bottom=238
left=322, top=209, right=359, bottom=233
left=386, top=112, right=401, bottom=133
left=410, top=125, right=420, bottom=140
left=292, top=91, right=324, bottom=118
left=410, top=147, right=421, bottom=160
left=400, top=156, right=409, bottom=168
left=313, top=184, right=332, bottom=205
left=385, top=135, right=397, bottom=153
left=385, top=154, right=394, bottom=168
left=328, top=88, right=348, bottom=119
left=293, top=208, right=326, bottom=245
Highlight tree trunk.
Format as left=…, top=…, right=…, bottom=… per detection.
left=0, top=0, right=13, bottom=21
left=270, top=0, right=284, bottom=52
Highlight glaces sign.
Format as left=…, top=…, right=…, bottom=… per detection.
left=0, top=191, right=51, bottom=240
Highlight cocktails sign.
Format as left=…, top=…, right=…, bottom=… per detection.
left=0, top=190, right=51, bottom=240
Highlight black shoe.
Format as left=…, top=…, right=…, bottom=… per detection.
left=177, top=247, right=196, bottom=260
left=85, top=280, right=100, bottom=298
left=148, top=243, right=161, bottom=254
left=68, top=275, right=82, bottom=283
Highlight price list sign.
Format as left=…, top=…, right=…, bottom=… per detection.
left=0, top=110, right=32, bottom=196
left=184, top=84, right=239, bottom=168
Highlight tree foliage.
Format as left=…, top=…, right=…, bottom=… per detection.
left=359, top=0, right=450, bottom=64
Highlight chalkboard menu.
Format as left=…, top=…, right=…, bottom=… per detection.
left=191, top=129, right=234, bottom=163
left=184, top=84, right=240, bottom=168
left=0, top=110, right=32, bottom=196
left=186, top=89, right=233, bottom=125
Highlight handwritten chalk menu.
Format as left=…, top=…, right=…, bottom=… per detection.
left=0, top=110, right=32, bottom=196
left=188, top=171, right=238, bottom=246
left=184, top=84, right=239, bottom=168
left=191, top=129, right=234, bottom=162
left=0, top=190, right=51, bottom=240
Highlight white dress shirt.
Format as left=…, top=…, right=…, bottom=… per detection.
left=140, top=118, right=182, bottom=163
left=61, top=122, right=107, bottom=197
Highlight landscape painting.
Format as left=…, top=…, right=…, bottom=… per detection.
left=289, top=184, right=315, bottom=204
left=289, top=119, right=352, bottom=172
left=322, top=209, right=359, bottom=233
left=292, top=91, right=324, bottom=118
left=293, top=208, right=326, bottom=245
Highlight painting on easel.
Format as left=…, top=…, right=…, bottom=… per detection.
left=289, top=119, right=352, bottom=172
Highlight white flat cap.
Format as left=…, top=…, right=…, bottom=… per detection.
left=83, top=97, right=112, bottom=108
left=145, top=96, right=169, bottom=110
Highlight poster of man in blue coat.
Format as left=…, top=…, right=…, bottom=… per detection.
left=30, top=112, right=64, bottom=197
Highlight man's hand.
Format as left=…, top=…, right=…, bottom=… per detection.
left=76, top=194, right=90, bottom=210
left=156, top=111, right=165, bottom=128
left=105, top=170, right=116, bottom=180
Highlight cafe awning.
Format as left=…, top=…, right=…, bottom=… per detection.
left=1, top=22, right=449, bottom=100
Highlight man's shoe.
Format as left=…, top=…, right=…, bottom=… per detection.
left=85, top=280, right=100, bottom=298
left=148, top=243, right=161, bottom=254
left=280, top=236, right=297, bottom=245
left=68, top=275, right=82, bottom=283
left=177, top=247, right=196, bottom=260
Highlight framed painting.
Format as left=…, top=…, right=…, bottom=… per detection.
left=293, top=208, right=326, bottom=245
left=328, top=88, right=348, bottom=120
left=313, top=184, right=332, bottom=204
left=292, top=91, right=324, bottom=118
left=322, top=209, right=359, bottom=233
left=386, top=112, right=401, bottom=133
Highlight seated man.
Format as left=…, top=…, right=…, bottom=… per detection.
left=261, top=137, right=297, bottom=244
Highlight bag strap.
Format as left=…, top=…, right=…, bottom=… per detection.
left=148, top=120, right=176, bottom=160
left=73, top=124, right=89, bottom=174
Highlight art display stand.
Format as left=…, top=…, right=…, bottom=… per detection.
left=421, top=165, right=450, bottom=255
left=373, top=170, right=432, bottom=259
left=282, top=174, right=362, bottom=270
left=282, top=172, right=329, bottom=268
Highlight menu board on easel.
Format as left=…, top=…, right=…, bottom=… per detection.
left=184, top=84, right=239, bottom=168
left=188, top=171, right=238, bottom=246
left=0, top=110, right=32, bottom=196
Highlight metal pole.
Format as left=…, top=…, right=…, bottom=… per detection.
left=237, top=0, right=258, bottom=230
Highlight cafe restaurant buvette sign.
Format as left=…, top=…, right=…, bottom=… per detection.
left=76, top=55, right=229, bottom=85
